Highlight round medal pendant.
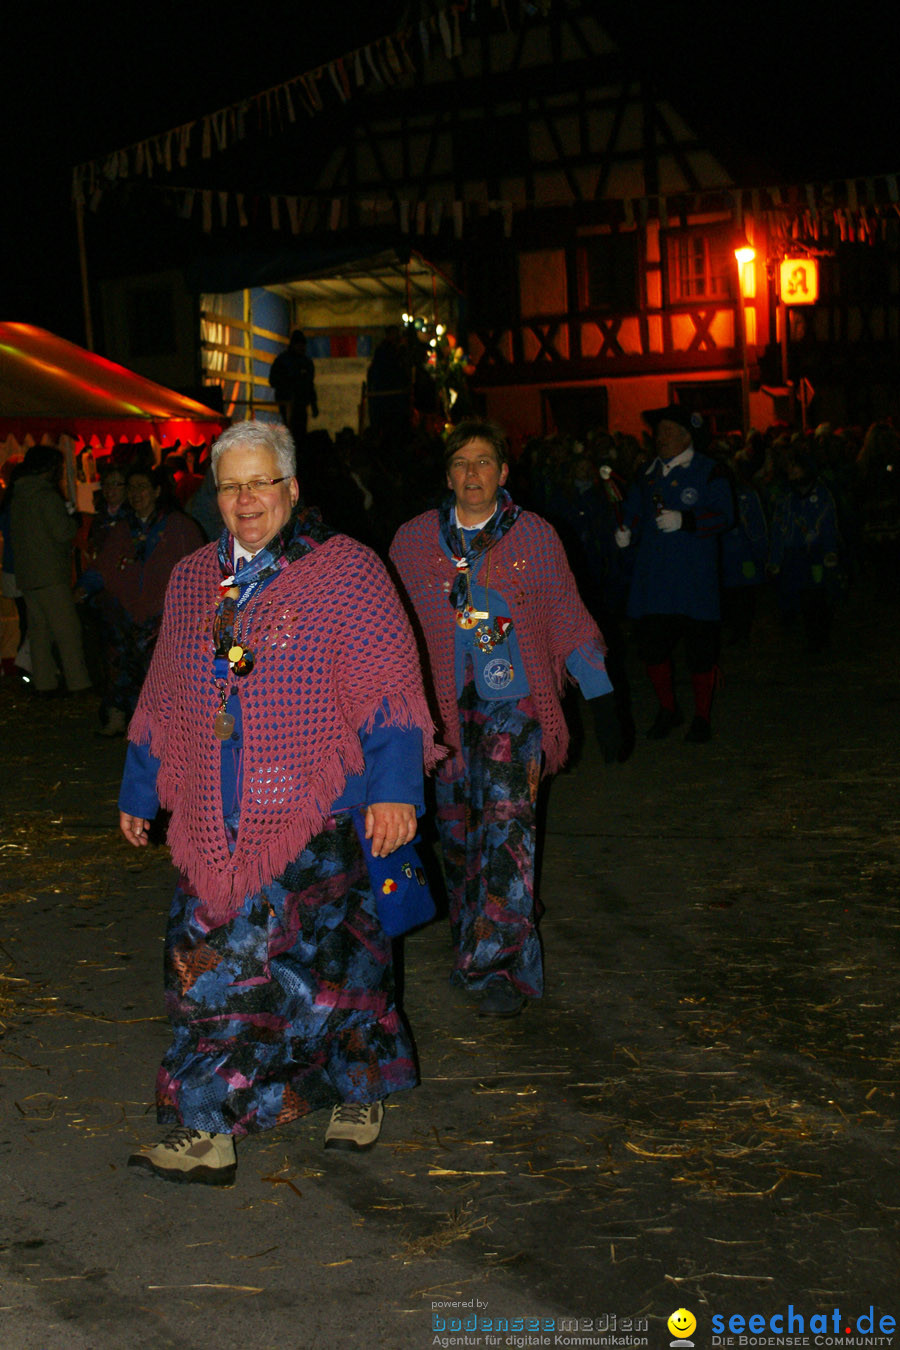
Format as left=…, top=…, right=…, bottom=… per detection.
left=456, top=608, right=478, bottom=630
left=483, top=657, right=514, bottom=691
left=227, top=644, right=244, bottom=663
left=213, top=710, right=235, bottom=740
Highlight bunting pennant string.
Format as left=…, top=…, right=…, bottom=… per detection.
left=66, top=4, right=900, bottom=257
left=91, top=172, right=900, bottom=252
left=71, top=4, right=551, bottom=193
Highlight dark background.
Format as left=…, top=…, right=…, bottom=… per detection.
left=3, top=1, right=894, bottom=342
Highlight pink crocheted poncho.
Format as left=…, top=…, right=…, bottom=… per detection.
left=129, top=533, right=438, bottom=922
left=390, top=508, right=602, bottom=778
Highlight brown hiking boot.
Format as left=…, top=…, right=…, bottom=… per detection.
left=128, top=1125, right=237, bottom=1186
left=324, top=1101, right=384, bottom=1152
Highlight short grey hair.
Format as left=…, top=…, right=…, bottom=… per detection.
left=211, top=421, right=296, bottom=481
left=443, top=419, right=509, bottom=468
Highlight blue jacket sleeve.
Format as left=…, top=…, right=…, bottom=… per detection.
left=118, top=740, right=161, bottom=819
left=362, top=715, right=425, bottom=809
left=566, top=641, right=614, bottom=699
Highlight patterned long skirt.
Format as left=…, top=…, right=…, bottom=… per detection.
left=435, top=677, right=544, bottom=998
left=155, top=814, right=416, bottom=1137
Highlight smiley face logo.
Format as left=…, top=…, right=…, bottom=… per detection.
left=667, top=1308, right=697, bottom=1341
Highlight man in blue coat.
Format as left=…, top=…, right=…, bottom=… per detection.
left=615, top=405, right=734, bottom=742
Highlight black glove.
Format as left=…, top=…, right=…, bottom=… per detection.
left=591, top=692, right=622, bottom=764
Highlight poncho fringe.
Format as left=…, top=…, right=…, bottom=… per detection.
left=129, top=534, right=439, bottom=925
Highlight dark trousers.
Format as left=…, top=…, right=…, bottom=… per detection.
left=635, top=614, right=720, bottom=674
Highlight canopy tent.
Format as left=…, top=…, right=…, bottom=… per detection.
left=0, top=322, right=224, bottom=462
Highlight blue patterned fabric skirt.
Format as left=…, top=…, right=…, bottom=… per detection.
left=435, top=673, right=544, bottom=998
left=156, top=814, right=416, bottom=1137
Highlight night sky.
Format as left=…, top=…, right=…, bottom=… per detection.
left=3, top=1, right=894, bottom=341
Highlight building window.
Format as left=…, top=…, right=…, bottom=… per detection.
left=669, top=379, right=742, bottom=435
left=578, top=234, right=639, bottom=311
left=666, top=229, right=733, bottom=303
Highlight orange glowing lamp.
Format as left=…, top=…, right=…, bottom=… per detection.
left=734, top=245, right=757, bottom=298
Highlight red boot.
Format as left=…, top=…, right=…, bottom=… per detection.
left=686, top=667, right=719, bottom=742
left=646, top=661, right=683, bottom=738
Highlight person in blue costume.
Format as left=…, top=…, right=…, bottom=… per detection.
left=768, top=448, right=844, bottom=653
left=615, top=405, right=735, bottom=743
left=720, top=449, right=769, bottom=646
left=119, top=421, right=434, bottom=1185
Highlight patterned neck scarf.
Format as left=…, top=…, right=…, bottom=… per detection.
left=131, top=509, right=163, bottom=562
left=438, top=487, right=521, bottom=611
left=213, top=506, right=335, bottom=655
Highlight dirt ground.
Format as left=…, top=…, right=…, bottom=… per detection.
left=1, top=586, right=898, bottom=1349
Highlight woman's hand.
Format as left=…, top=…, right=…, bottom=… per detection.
left=364, top=802, right=416, bottom=858
left=120, top=812, right=150, bottom=847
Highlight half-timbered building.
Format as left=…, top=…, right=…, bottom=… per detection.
left=75, top=1, right=900, bottom=439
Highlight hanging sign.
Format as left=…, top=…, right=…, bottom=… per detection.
left=780, top=258, right=819, bottom=304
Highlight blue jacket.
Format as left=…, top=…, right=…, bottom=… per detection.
left=622, top=450, right=734, bottom=620
left=769, top=478, right=842, bottom=598
left=721, top=486, right=769, bottom=589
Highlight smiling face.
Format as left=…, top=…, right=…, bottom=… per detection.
left=446, top=437, right=509, bottom=527
left=126, top=473, right=160, bottom=521
left=667, top=1308, right=697, bottom=1339
left=216, top=443, right=299, bottom=554
left=101, top=472, right=126, bottom=511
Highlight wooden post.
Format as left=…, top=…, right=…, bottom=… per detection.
left=244, top=289, right=253, bottom=420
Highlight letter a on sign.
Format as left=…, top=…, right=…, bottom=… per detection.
left=780, top=258, right=818, bottom=304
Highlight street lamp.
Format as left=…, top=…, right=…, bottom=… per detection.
left=734, top=244, right=756, bottom=435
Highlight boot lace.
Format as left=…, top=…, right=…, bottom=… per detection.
left=158, top=1125, right=206, bottom=1152
left=330, top=1103, right=373, bottom=1126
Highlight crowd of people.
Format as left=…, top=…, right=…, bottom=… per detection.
left=0, top=405, right=896, bottom=1187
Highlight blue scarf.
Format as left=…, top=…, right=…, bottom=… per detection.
left=213, top=506, right=335, bottom=656
left=438, top=488, right=521, bottom=611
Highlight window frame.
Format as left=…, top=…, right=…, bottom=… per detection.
left=663, top=225, right=736, bottom=307
left=575, top=231, right=640, bottom=314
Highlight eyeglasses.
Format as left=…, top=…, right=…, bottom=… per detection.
left=216, top=476, right=289, bottom=497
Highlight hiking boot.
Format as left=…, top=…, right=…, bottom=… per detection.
left=685, top=715, right=712, bottom=743
left=477, top=980, right=526, bottom=1018
left=128, top=1125, right=236, bottom=1185
left=324, top=1101, right=384, bottom=1152
left=647, top=705, right=684, bottom=739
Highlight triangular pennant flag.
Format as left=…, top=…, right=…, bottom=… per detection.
left=178, top=125, right=191, bottom=167
left=328, top=61, right=348, bottom=102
